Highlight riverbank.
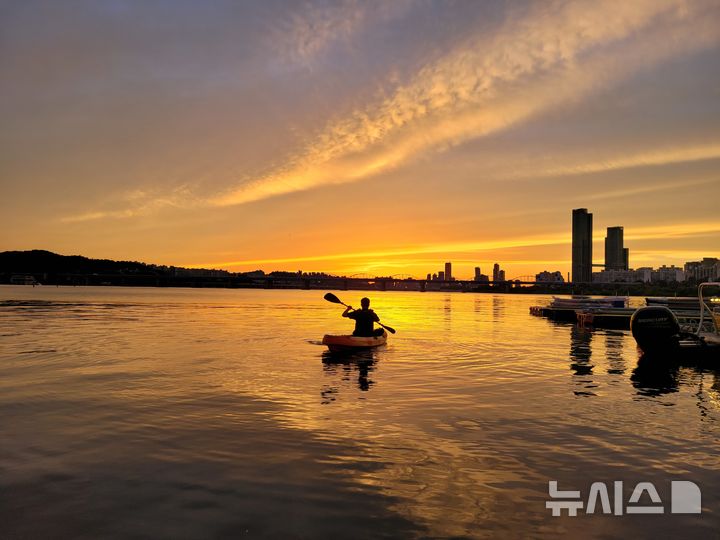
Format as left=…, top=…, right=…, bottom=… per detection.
left=0, top=278, right=706, bottom=297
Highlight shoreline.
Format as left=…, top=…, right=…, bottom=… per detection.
left=0, top=281, right=705, bottom=298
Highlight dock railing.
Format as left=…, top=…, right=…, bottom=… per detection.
left=696, top=282, right=720, bottom=335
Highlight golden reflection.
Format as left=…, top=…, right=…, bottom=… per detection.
left=209, top=292, right=523, bottom=536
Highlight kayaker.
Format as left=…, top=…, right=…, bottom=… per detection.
left=342, top=297, right=384, bottom=337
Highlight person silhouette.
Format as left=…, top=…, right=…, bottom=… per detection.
left=342, top=297, right=384, bottom=337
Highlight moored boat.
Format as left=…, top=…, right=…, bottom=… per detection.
left=631, top=282, right=720, bottom=361
left=530, top=295, right=628, bottom=321
left=322, top=331, right=388, bottom=353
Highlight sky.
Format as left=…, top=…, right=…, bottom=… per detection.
left=1, top=0, right=719, bottom=280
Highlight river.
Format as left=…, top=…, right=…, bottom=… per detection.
left=1, top=286, right=717, bottom=538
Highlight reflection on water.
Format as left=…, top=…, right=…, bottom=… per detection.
left=605, top=330, right=626, bottom=375
left=631, top=355, right=681, bottom=397
left=1, top=286, right=719, bottom=539
left=321, top=350, right=377, bottom=400
left=491, top=294, right=504, bottom=322
left=569, top=325, right=596, bottom=396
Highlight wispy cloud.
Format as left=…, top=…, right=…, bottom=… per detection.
left=543, top=143, right=720, bottom=178
left=583, top=177, right=717, bottom=202
left=56, top=0, right=720, bottom=223
left=192, top=232, right=573, bottom=268
left=195, top=218, right=720, bottom=269
left=271, top=0, right=415, bottom=66
left=623, top=221, right=720, bottom=241
left=60, top=185, right=198, bottom=223
left=213, top=0, right=720, bottom=206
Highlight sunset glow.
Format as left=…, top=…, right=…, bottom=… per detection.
left=2, top=0, right=718, bottom=277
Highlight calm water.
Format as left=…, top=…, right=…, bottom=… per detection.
left=1, top=286, right=718, bottom=539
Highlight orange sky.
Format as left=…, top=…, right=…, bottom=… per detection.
left=1, top=0, right=719, bottom=279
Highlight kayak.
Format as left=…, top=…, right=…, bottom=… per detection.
left=321, top=331, right=387, bottom=353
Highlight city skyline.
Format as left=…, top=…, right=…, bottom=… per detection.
left=2, top=1, right=719, bottom=278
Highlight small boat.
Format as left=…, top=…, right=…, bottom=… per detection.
left=322, top=331, right=388, bottom=353
left=530, top=295, right=628, bottom=321
left=631, top=282, right=720, bottom=361
left=576, top=307, right=637, bottom=329
left=645, top=297, right=701, bottom=311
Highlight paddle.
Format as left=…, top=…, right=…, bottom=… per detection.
left=323, top=292, right=396, bottom=334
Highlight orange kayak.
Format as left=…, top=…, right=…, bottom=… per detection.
left=321, top=331, right=387, bottom=353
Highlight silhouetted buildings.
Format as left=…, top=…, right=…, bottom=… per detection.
left=491, top=263, right=506, bottom=282
left=428, top=262, right=456, bottom=281
left=474, top=267, right=489, bottom=282
left=651, top=265, right=685, bottom=282
left=536, top=270, right=564, bottom=283
left=572, top=208, right=593, bottom=283
left=685, top=258, right=720, bottom=282
left=591, top=261, right=720, bottom=283
left=605, top=226, right=629, bottom=271
left=444, top=262, right=452, bottom=281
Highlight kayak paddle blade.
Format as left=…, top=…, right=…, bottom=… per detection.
left=324, top=292, right=343, bottom=304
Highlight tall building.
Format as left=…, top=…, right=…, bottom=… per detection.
left=444, top=262, right=452, bottom=281
left=493, top=263, right=500, bottom=282
left=474, top=267, right=489, bottom=282
left=438, top=271, right=445, bottom=281
left=572, top=208, right=593, bottom=283
left=605, top=226, right=627, bottom=271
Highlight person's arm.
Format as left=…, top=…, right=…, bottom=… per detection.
left=342, top=306, right=354, bottom=318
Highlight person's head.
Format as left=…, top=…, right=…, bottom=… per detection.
left=360, top=297, right=370, bottom=309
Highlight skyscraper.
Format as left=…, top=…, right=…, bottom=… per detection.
left=605, top=226, right=627, bottom=271
left=572, top=208, right=593, bottom=283
left=493, top=263, right=500, bottom=282
left=444, top=262, right=452, bottom=281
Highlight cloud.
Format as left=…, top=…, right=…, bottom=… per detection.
left=192, top=232, right=572, bottom=268
left=56, top=0, right=720, bottom=222
left=542, top=143, right=720, bottom=178
left=270, top=0, right=415, bottom=66
left=212, top=0, right=720, bottom=206
left=623, top=221, right=720, bottom=241
left=194, top=218, right=720, bottom=269
left=583, top=177, right=717, bottom=202
left=60, top=184, right=198, bottom=223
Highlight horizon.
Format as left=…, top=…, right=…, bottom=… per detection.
left=2, top=1, right=719, bottom=277
left=3, top=246, right=716, bottom=283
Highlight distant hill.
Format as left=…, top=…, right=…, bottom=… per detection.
left=0, top=250, right=159, bottom=275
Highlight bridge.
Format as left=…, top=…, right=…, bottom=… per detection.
left=29, top=271, right=593, bottom=293
left=236, top=275, right=570, bottom=292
